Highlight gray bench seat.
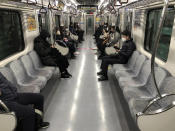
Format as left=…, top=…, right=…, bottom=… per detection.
left=115, top=54, right=146, bottom=79
left=118, top=60, right=151, bottom=89
left=128, top=77, right=175, bottom=121
left=29, top=51, right=57, bottom=74
left=113, top=51, right=139, bottom=72
left=20, top=55, right=52, bottom=81
left=9, top=60, right=46, bottom=91
left=123, top=67, right=168, bottom=101
left=0, top=67, right=40, bottom=93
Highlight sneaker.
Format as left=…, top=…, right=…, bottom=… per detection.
left=39, top=122, right=50, bottom=129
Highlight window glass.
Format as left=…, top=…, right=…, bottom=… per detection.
left=55, top=15, right=61, bottom=27
left=124, top=11, right=132, bottom=32
left=0, top=10, right=24, bottom=61
left=144, top=7, right=175, bottom=61
left=38, top=13, right=49, bottom=32
left=116, top=14, right=120, bottom=27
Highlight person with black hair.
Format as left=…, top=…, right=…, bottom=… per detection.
left=34, top=30, right=72, bottom=78
left=97, top=30, right=136, bottom=81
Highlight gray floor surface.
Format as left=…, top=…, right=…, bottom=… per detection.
left=40, top=35, right=133, bottom=131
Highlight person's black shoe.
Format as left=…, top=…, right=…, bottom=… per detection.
left=66, top=72, right=72, bottom=77
left=61, top=73, right=70, bottom=78
left=97, top=71, right=104, bottom=76
left=38, top=122, right=50, bottom=129
left=98, top=76, right=108, bottom=81
left=64, top=70, right=72, bottom=77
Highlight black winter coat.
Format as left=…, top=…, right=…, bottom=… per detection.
left=34, top=37, right=58, bottom=66
left=118, top=39, right=136, bottom=63
left=34, top=34, right=69, bottom=70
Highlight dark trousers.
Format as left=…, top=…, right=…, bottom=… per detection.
left=50, top=48, right=69, bottom=73
left=5, top=93, right=44, bottom=131
left=100, top=55, right=124, bottom=76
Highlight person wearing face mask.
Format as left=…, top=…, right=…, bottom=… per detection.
left=34, top=30, right=72, bottom=78
left=97, top=30, right=136, bottom=81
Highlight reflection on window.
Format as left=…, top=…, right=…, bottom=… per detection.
left=0, top=10, right=24, bottom=61
left=55, top=15, right=61, bottom=27
left=124, top=12, right=132, bottom=32
left=144, top=7, right=175, bottom=61
left=38, top=13, right=49, bottom=32
left=116, top=14, right=120, bottom=27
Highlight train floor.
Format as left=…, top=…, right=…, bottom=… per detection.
left=40, top=35, right=134, bottom=131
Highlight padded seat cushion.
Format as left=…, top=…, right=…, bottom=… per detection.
left=113, top=51, right=139, bottom=72
left=115, top=54, right=146, bottom=79
left=21, top=55, right=52, bottom=80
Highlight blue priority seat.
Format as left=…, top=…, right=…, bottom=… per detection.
left=113, top=51, right=140, bottom=72
left=123, top=67, right=168, bottom=101
left=0, top=67, right=40, bottom=93
left=118, top=59, right=151, bottom=89
left=128, top=77, right=175, bottom=121
left=9, top=60, right=46, bottom=91
left=20, top=55, right=52, bottom=81
left=29, top=51, right=57, bottom=74
left=115, top=54, right=146, bottom=79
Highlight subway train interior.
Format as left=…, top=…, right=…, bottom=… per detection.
left=1, top=0, right=175, bottom=131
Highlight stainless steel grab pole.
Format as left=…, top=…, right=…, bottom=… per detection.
left=151, top=0, right=169, bottom=98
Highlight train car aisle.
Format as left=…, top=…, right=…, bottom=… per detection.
left=41, top=35, right=126, bottom=131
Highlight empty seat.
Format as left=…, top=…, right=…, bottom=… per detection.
left=0, top=67, right=40, bottom=93
left=160, top=77, right=175, bottom=94
left=115, top=54, right=146, bottom=79
left=0, top=67, right=17, bottom=86
left=128, top=77, right=175, bottom=121
left=20, top=55, right=52, bottom=81
left=29, top=51, right=56, bottom=74
left=113, top=51, right=139, bottom=72
left=118, top=60, right=151, bottom=89
left=123, top=67, right=168, bottom=101
left=9, top=60, right=46, bottom=92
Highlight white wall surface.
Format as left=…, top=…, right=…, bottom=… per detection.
left=0, top=2, right=40, bottom=67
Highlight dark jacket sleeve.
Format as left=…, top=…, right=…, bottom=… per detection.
left=34, top=38, right=51, bottom=57
left=118, top=40, right=136, bottom=58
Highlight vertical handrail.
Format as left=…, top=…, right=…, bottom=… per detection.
left=151, top=0, right=169, bottom=98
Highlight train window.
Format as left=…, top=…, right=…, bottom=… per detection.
left=55, top=15, right=61, bottom=27
left=123, top=11, right=132, bottom=32
left=116, top=14, right=120, bottom=28
left=0, top=10, right=24, bottom=61
left=144, top=7, right=175, bottom=61
left=38, top=13, right=49, bottom=32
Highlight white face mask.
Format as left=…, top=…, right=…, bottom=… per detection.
left=121, top=37, right=126, bottom=42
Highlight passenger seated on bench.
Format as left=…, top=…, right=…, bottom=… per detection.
left=97, top=30, right=136, bottom=81
left=34, top=30, right=72, bottom=78
left=55, top=27, right=76, bottom=58
left=0, top=72, right=49, bottom=131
